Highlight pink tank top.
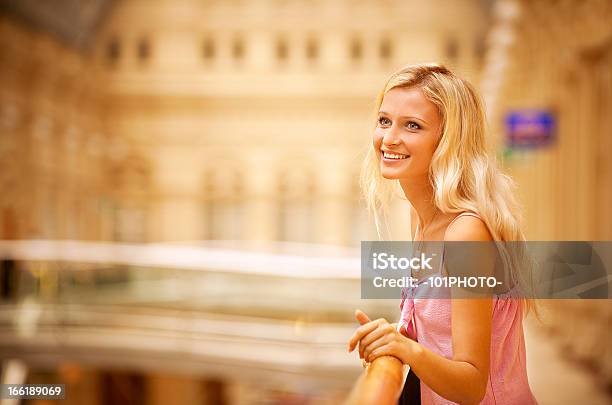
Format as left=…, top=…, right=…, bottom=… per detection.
left=397, top=211, right=538, bottom=404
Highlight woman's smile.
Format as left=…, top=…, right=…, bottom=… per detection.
left=381, top=150, right=411, bottom=163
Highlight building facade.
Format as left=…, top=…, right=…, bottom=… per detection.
left=0, top=0, right=490, bottom=245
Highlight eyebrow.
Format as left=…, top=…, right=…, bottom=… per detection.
left=378, top=110, right=429, bottom=125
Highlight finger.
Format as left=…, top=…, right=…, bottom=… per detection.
left=348, top=322, right=378, bottom=352
left=347, top=321, right=381, bottom=352
left=355, top=309, right=371, bottom=325
left=359, top=323, right=394, bottom=358
left=362, top=334, right=389, bottom=361
left=348, top=315, right=388, bottom=352
left=367, top=344, right=393, bottom=363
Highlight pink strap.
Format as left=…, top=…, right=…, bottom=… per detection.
left=443, top=211, right=481, bottom=240
left=398, top=288, right=416, bottom=340
left=414, top=211, right=481, bottom=241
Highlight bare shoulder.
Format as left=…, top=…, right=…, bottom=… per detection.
left=444, top=213, right=493, bottom=242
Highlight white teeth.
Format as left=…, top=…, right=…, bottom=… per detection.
left=383, top=151, right=409, bottom=160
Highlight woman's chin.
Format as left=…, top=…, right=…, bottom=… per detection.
left=380, top=170, right=402, bottom=180
left=380, top=161, right=410, bottom=179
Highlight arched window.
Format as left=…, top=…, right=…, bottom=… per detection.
left=106, top=37, right=120, bottom=65
left=111, top=155, right=151, bottom=243
left=276, top=36, right=289, bottom=62
left=305, top=37, right=318, bottom=62
left=232, top=35, right=245, bottom=61
left=379, top=37, right=393, bottom=62
left=137, top=37, right=151, bottom=62
left=277, top=169, right=316, bottom=243
left=204, top=168, right=244, bottom=240
left=349, top=176, right=378, bottom=246
left=474, top=33, right=486, bottom=68
left=350, top=37, right=363, bottom=62
left=202, top=37, right=215, bottom=60
left=445, top=37, right=459, bottom=64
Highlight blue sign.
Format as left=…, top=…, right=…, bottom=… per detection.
left=505, top=110, right=555, bottom=149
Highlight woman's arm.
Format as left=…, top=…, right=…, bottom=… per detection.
left=408, top=298, right=491, bottom=404
left=348, top=299, right=491, bottom=404
left=348, top=215, right=494, bottom=404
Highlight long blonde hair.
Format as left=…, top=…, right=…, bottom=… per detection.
left=360, top=62, right=536, bottom=315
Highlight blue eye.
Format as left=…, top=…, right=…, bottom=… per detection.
left=406, top=121, right=420, bottom=130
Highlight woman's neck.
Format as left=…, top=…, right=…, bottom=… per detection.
left=399, top=176, right=439, bottom=230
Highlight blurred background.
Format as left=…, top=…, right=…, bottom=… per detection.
left=0, top=0, right=610, bottom=404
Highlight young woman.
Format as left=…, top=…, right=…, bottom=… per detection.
left=347, top=63, right=537, bottom=404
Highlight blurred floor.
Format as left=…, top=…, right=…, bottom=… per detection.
left=525, top=318, right=610, bottom=405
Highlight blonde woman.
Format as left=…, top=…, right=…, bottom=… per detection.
left=347, top=63, right=537, bottom=404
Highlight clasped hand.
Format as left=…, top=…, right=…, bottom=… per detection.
left=347, top=309, right=413, bottom=365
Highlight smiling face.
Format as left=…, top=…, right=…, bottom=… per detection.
left=373, top=86, right=442, bottom=180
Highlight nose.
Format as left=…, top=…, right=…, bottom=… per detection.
left=382, top=125, right=401, bottom=146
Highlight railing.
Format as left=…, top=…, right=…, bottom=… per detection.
left=0, top=239, right=402, bottom=392
left=344, top=356, right=406, bottom=405
left=0, top=239, right=368, bottom=321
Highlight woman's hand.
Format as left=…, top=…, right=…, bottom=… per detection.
left=347, top=309, right=415, bottom=365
